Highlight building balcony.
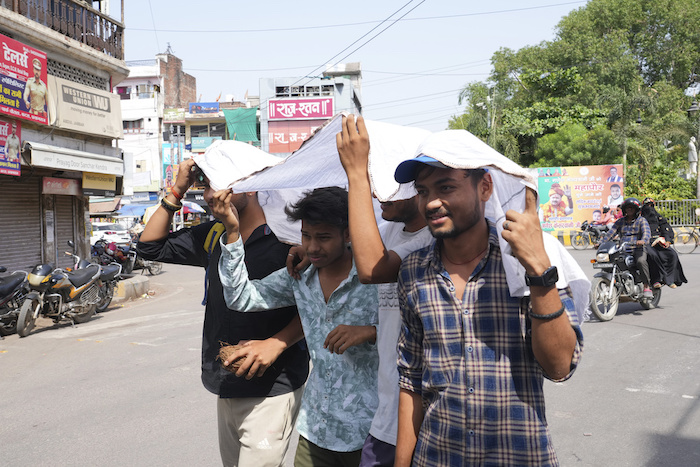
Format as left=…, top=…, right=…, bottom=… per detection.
left=3, top=0, right=124, bottom=59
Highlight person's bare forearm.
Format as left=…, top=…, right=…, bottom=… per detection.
left=529, top=286, right=577, bottom=380
left=396, top=388, right=423, bottom=467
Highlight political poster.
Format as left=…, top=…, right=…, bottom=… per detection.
left=0, top=119, right=21, bottom=176
left=0, top=34, right=48, bottom=125
left=537, top=164, right=624, bottom=232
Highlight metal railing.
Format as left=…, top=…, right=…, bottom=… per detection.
left=3, top=0, right=124, bottom=59
left=653, top=199, right=700, bottom=226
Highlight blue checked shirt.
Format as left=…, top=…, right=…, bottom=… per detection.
left=600, top=215, right=651, bottom=249
left=397, top=223, right=583, bottom=466
left=219, top=236, right=379, bottom=452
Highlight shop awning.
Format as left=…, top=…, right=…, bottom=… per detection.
left=223, top=107, right=259, bottom=142
left=89, top=198, right=121, bottom=214
left=23, top=141, right=124, bottom=176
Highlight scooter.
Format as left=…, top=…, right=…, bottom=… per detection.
left=589, top=241, right=661, bottom=321
left=17, top=257, right=102, bottom=337
left=0, top=266, right=29, bottom=336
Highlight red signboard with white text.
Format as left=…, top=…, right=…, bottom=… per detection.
left=268, top=98, right=333, bottom=120
left=0, top=119, right=21, bottom=176
left=268, top=119, right=326, bottom=154
left=0, top=33, right=48, bottom=125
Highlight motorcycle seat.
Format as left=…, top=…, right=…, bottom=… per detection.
left=100, top=264, right=121, bottom=281
left=67, top=264, right=100, bottom=287
left=0, top=272, right=25, bottom=296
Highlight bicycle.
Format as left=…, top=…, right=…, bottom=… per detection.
left=673, top=225, right=699, bottom=254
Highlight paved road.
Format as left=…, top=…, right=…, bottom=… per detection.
left=1, top=249, right=699, bottom=466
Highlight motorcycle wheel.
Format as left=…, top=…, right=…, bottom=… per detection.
left=17, top=297, right=41, bottom=337
left=640, top=287, right=662, bottom=310
left=96, top=283, right=114, bottom=312
left=572, top=232, right=588, bottom=250
left=147, top=262, right=162, bottom=275
left=71, top=303, right=96, bottom=324
left=590, top=277, right=619, bottom=321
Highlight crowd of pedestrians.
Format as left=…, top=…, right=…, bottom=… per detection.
left=139, top=115, right=589, bottom=467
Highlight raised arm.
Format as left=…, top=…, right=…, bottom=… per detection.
left=337, top=114, right=403, bottom=283
left=140, top=158, right=197, bottom=242
left=502, top=188, right=578, bottom=380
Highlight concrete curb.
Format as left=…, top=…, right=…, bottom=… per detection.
left=113, top=275, right=150, bottom=304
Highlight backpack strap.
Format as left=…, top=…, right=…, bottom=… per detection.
left=204, top=221, right=226, bottom=256
left=202, top=221, right=226, bottom=306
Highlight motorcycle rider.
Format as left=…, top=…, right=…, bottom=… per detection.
left=598, top=197, right=653, bottom=298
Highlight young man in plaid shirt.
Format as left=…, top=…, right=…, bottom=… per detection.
left=392, top=133, right=584, bottom=467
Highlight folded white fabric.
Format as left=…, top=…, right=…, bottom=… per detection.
left=231, top=114, right=431, bottom=245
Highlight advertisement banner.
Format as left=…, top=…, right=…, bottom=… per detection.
left=42, top=177, right=81, bottom=196
left=268, top=119, right=325, bottom=154
left=163, top=107, right=186, bottom=123
left=189, top=102, right=219, bottom=114
left=47, top=76, right=123, bottom=138
left=83, top=172, right=116, bottom=192
left=0, top=119, right=21, bottom=176
left=537, top=164, right=624, bottom=232
left=268, top=98, right=333, bottom=120
left=0, top=34, right=48, bottom=125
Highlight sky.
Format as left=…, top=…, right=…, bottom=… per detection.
left=111, top=0, right=589, bottom=133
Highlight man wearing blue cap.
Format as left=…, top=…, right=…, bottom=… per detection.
left=392, top=142, right=583, bottom=467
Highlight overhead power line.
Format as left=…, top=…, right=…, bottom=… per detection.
left=128, top=1, right=586, bottom=34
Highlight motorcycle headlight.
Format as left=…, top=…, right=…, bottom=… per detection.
left=596, top=252, right=610, bottom=262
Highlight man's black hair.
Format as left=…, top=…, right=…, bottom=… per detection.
left=285, top=186, right=349, bottom=230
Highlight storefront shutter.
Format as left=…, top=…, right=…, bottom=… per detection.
left=0, top=175, right=43, bottom=272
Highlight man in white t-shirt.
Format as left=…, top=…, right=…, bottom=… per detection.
left=337, top=114, right=433, bottom=466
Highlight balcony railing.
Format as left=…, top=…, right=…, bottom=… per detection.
left=3, top=0, right=124, bottom=60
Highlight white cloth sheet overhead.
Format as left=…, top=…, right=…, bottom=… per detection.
left=230, top=114, right=431, bottom=246
left=194, top=118, right=590, bottom=323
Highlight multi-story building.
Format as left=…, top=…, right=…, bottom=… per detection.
left=0, top=0, right=127, bottom=271
left=118, top=53, right=195, bottom=207
left=259, top=62, right=362, bottom=156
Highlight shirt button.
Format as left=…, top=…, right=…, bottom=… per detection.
left=468, top=387, right=475, bottom=394
left=449, top=286, right=455, bottom=292
left=467, top=346, right=473, bottom=352
left=469, top=430, right=475, bottom=436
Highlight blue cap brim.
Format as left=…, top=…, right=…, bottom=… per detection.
left=394, top=155, right=449, bottom=183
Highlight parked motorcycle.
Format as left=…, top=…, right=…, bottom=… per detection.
left=65, top=241, right=121, bottom=313
left=92, top=239, right=136, bottom=274
left=17, top=258, right=102, bottom=337
left=0, top=266, right=29, bottom=336
left=572, top=221, right=608, bottom=250
left=589, top=241, right=661, bottom=321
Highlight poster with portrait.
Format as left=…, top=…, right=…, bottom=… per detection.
left=0, top=34, right=48, bottom=125
left=537, top=164, right=624, bottom=232
left=0, top=119, right=21, bottom=176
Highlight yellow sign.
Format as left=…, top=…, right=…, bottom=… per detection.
left=83, top=172, right=116, bottom=190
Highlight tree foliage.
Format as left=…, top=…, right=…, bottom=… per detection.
left=449, top=0, right=700, bottom=198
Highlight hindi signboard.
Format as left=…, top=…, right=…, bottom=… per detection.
left=0, top=34, right=48, bottom=125
left=537, top=164, right=624, bottom=232
left=268, top=98, right=333, bottom=120
left=0, top=119, right=20, bottom=176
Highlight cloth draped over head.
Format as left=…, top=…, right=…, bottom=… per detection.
left=229, top=113, right=432, bottom=245
left=401, top=130, right=590, bottom=324
left=194, top=117, right=590, bottom=323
